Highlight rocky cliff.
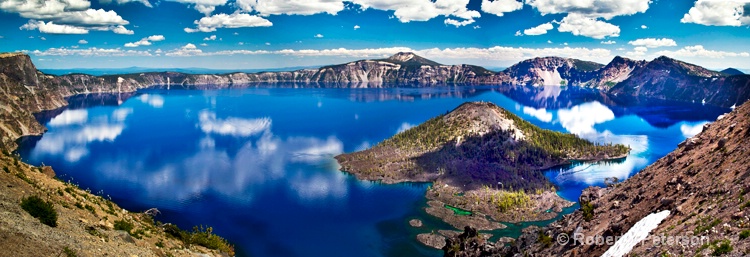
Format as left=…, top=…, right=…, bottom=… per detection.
left=609, top=56, right=750, bottom=108
left=500, top=55, right=750, bottom=108
left=450, top=99, right=750, bottom=256
left=584, top=56, right=647, bottom=89
left=2, top=52, right=750, bottom=150
left=0, top=52, right=506, bottom=150
left=503, top=57, right=604, bottom=86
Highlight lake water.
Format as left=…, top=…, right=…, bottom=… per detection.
left=17, top=85, right=729, bottom=257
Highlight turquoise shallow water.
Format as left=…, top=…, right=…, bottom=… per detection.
left=17, top=85, right=728, bottom=256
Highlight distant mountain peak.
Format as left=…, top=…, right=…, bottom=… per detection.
left=654, top=55, right=674, bottom=61
left=384, top=52, right=442, bottom=66
left=387, top=52, right=417, bottom=62
left=721, top=68, right=744, bottom=76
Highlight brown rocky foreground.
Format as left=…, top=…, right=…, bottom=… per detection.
left=0, top=153, right=231, bottom=257
left=445, top=99, right=750, bottom=256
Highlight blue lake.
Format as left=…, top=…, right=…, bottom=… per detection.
left=17, top=85, right=728, bottom=257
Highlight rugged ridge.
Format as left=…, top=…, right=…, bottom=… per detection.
left=585, top=56, right=647, bottom=89
left=609, top=56, right=750, bottom=108
left=503, top=56, right=604, bottom=86
left=721, top=68, right=744, bottom=76
left=450, top=100, right=750, bottom=256
left=335, top=101, right=629, bottom=189
left=335, top=102, right=627, bottom=231
left=2, top=52, right=750, bottom=150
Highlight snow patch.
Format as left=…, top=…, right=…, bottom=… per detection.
left=602, top=210, right=671, bottom=257
left=532, top=68, right=563, bottom=86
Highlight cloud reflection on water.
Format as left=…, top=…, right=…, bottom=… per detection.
left=33, top=108, right=131, bottom=162
left=522, top=106, right=553, bottom=122
left=527, top=101, right=652, bottom=185
left=91, top=112, right=348, bottom=207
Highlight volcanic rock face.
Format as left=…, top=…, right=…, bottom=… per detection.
left=503, top=57, right=604, bottom=86
left=494, top=100, right=750, bottom=256
left=608, top=56, right=750, bottom=108
left=2, top=52, right=750, bottom=150
left=585, top=56, right=647, bottom=89
left=335, top=101, right=628, bottom=187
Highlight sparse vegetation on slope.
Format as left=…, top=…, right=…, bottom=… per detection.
left=20, top=195, right=58, bottom=227
left=0, top=152, right=234, bottom=256
left=338, top=101, right=629, bottom=191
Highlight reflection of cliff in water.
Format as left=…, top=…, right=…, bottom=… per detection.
left=497, top=85, right=730, bottom=128
left=33, top=92, right=137, bottom=126
left=155, top=83, right=494, bottom=102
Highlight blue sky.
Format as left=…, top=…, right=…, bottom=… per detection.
left=0, top=0, right=749, bottom=70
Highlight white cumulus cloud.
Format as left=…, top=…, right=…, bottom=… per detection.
left=526, top=0, right=649, bottom=39
left=165, top=0, right=229, bottom=15
left=99, top=0, right=153, bottom=7
left=350, top=0, right=480, bottom=26
left=526, top=0, right=651, bottom=19
left=184, top=13, right=272, bottom=33
left=236, top=0, right=345, bottom=16
left=523, top=22, right=553, bottom=36
left=628, top=38, right=677, bottom=48
left=654, top=45, right=750, bottom=59
left=557, top=13, right=620, bottom=39
left=681, top=0, right=750, bottom=26
left=481, top=0, right=523, bottom=17
left=20, top=20, right=89, bottom=34
left=125, top=35, right=165, bottom=47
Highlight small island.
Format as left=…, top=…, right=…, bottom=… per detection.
left=335, top=102, right=629, bottom=238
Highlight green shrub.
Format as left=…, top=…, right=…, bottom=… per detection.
left=104, top=201, right=116, bottom=215
left=581, top=201, right=594, bottom=222
left=20, top=196, right=57, bottom=227
left=161, top=223, right=234, bottom=256
left=493, top=190, right=530, bottom=212
left=188, top=226, right=234, bottom=255
left=740, top=230, right=750, bottom=240
left=712, top=240, right=732, bottom=256
left=15, top=172, right=34, bottom=185
left=538, top=230, right=553, bottom=248
left=84, top=204, right=96, bottom=214
left=62, top=247, right=77, bottom=257
left=114, top=219, right=134, bottom=233
left=695, top=218, right=722, bottom=235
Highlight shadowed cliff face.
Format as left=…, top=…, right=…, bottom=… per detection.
left=609, top=56, right=750, bottom=108
left=503, top=57, right=604, bottom=86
